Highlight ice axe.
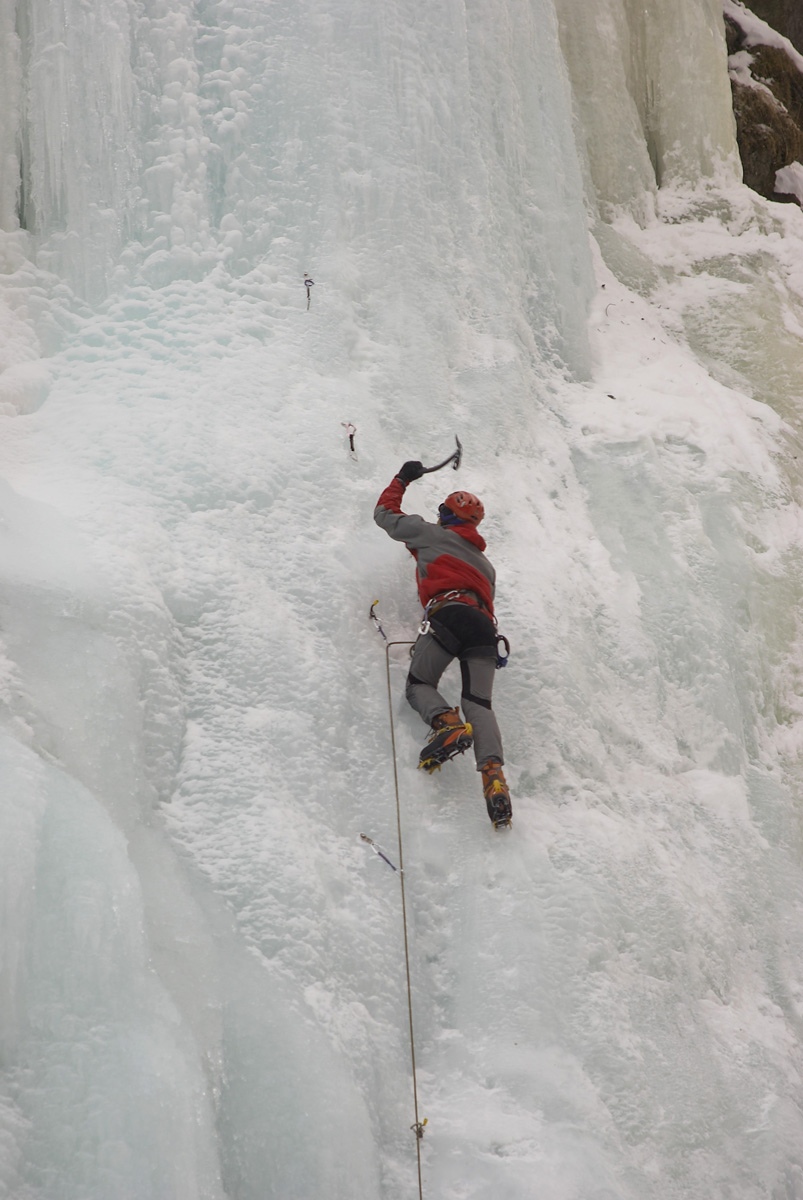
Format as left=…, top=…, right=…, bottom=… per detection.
left=420, top=435, right=462, bottom=475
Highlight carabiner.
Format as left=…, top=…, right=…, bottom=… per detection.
left=495, top=633, right=511, bottom=669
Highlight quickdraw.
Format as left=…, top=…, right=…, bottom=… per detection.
left=359, top=833, right=397, bottom=872
left=419, top=597, right=436, bottom=635
left=496, top=633, right=511, bottom=669
left=369, top=600, right=388, bottom=641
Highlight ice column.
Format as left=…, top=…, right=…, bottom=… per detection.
left=555, top=0, right=740, bottom=215
left=14, top=0, right=139, bottom=299
left=0, top=0, right=22, bottom=230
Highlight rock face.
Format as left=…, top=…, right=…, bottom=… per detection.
left=740, top=0, right=803, bottom=54
left=726, top=9, right=803, bottom=202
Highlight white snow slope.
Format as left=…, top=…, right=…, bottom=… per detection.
left=3, top=1, right=803, bottom=1198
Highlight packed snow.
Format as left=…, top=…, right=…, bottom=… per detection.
left=2, top=1, right=803, bottom=1198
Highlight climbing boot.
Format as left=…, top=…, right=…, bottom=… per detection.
left=418, top=707, right=473, bottom=773
left=481, top=759, right=512, bottom=828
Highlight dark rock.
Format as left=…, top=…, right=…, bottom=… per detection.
left=725, top=14, right=745, bottom=56
left=739, top=0, right=803, bottom=56
left=731, top=81, right=803, bottom=198
left=726, top=15, right=803, bottom=201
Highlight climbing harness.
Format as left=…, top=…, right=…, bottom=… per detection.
left=359, top=832, right=397, bottom=872
left=342, top=421, right=358, bottom=460
left=419, top=589, right=485, bottom=634
left=419, top=593, right=512, bottom=670
left=369, top=602, right=426, bottom=1199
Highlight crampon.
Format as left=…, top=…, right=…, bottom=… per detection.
left=482, top=760, right=512, bottom=829
left=418, top=708, right=473, bottom=774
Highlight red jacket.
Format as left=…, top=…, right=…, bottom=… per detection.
left=374, top=476, right=495, bottom=615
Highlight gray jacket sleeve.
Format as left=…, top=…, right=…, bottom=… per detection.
left=373, top=504, right=432, bottom=545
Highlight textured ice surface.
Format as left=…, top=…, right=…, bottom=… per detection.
left=2, top=2, right=803, bottom=1199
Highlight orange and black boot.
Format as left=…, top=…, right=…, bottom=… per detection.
left=418, top=707, right=473, bottom=773
left=481, top=759, right=512, bottom=828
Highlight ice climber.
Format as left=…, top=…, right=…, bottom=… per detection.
left=374, top=460, right=512, bottom=829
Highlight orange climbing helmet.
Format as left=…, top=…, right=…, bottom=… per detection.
left=440, top=490, right=485, bottom=526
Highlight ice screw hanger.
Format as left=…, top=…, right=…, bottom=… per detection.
left=342, top=421, right=357, bottom=459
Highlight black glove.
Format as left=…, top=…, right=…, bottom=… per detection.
left=397, top=460, right=425, bottom=485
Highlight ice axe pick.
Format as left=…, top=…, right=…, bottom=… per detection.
left=420, top=435, right=462, bottom=475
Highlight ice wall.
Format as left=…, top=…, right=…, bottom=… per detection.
left=555, top=0, right=740, bottom=219
left=1, top=0, right=593, bottom=366
left=0, top=473, right=382, bottom=1199
left=0, top=1, right=22, bottom=231
left=0, top=0, right=742, bottom=300
left=3, top=1, right=803, bottom=1199
left=9, top=0, right=138, bottom=300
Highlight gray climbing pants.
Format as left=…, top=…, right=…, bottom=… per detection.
left=405, top=607, right=504, bottom=768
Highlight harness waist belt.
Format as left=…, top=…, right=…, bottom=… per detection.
left=427, top=589, right=487, bottom=618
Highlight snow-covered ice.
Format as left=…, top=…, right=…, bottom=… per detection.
left=2, top=1, right=803, bottom=1198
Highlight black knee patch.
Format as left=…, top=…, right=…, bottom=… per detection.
left=460, top=660, right=492, bottom=708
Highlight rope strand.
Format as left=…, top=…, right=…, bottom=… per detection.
left=384, top=639, right=425, bottom=1200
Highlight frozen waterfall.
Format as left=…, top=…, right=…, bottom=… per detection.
left=2, top=1, right=803, bottom=1198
